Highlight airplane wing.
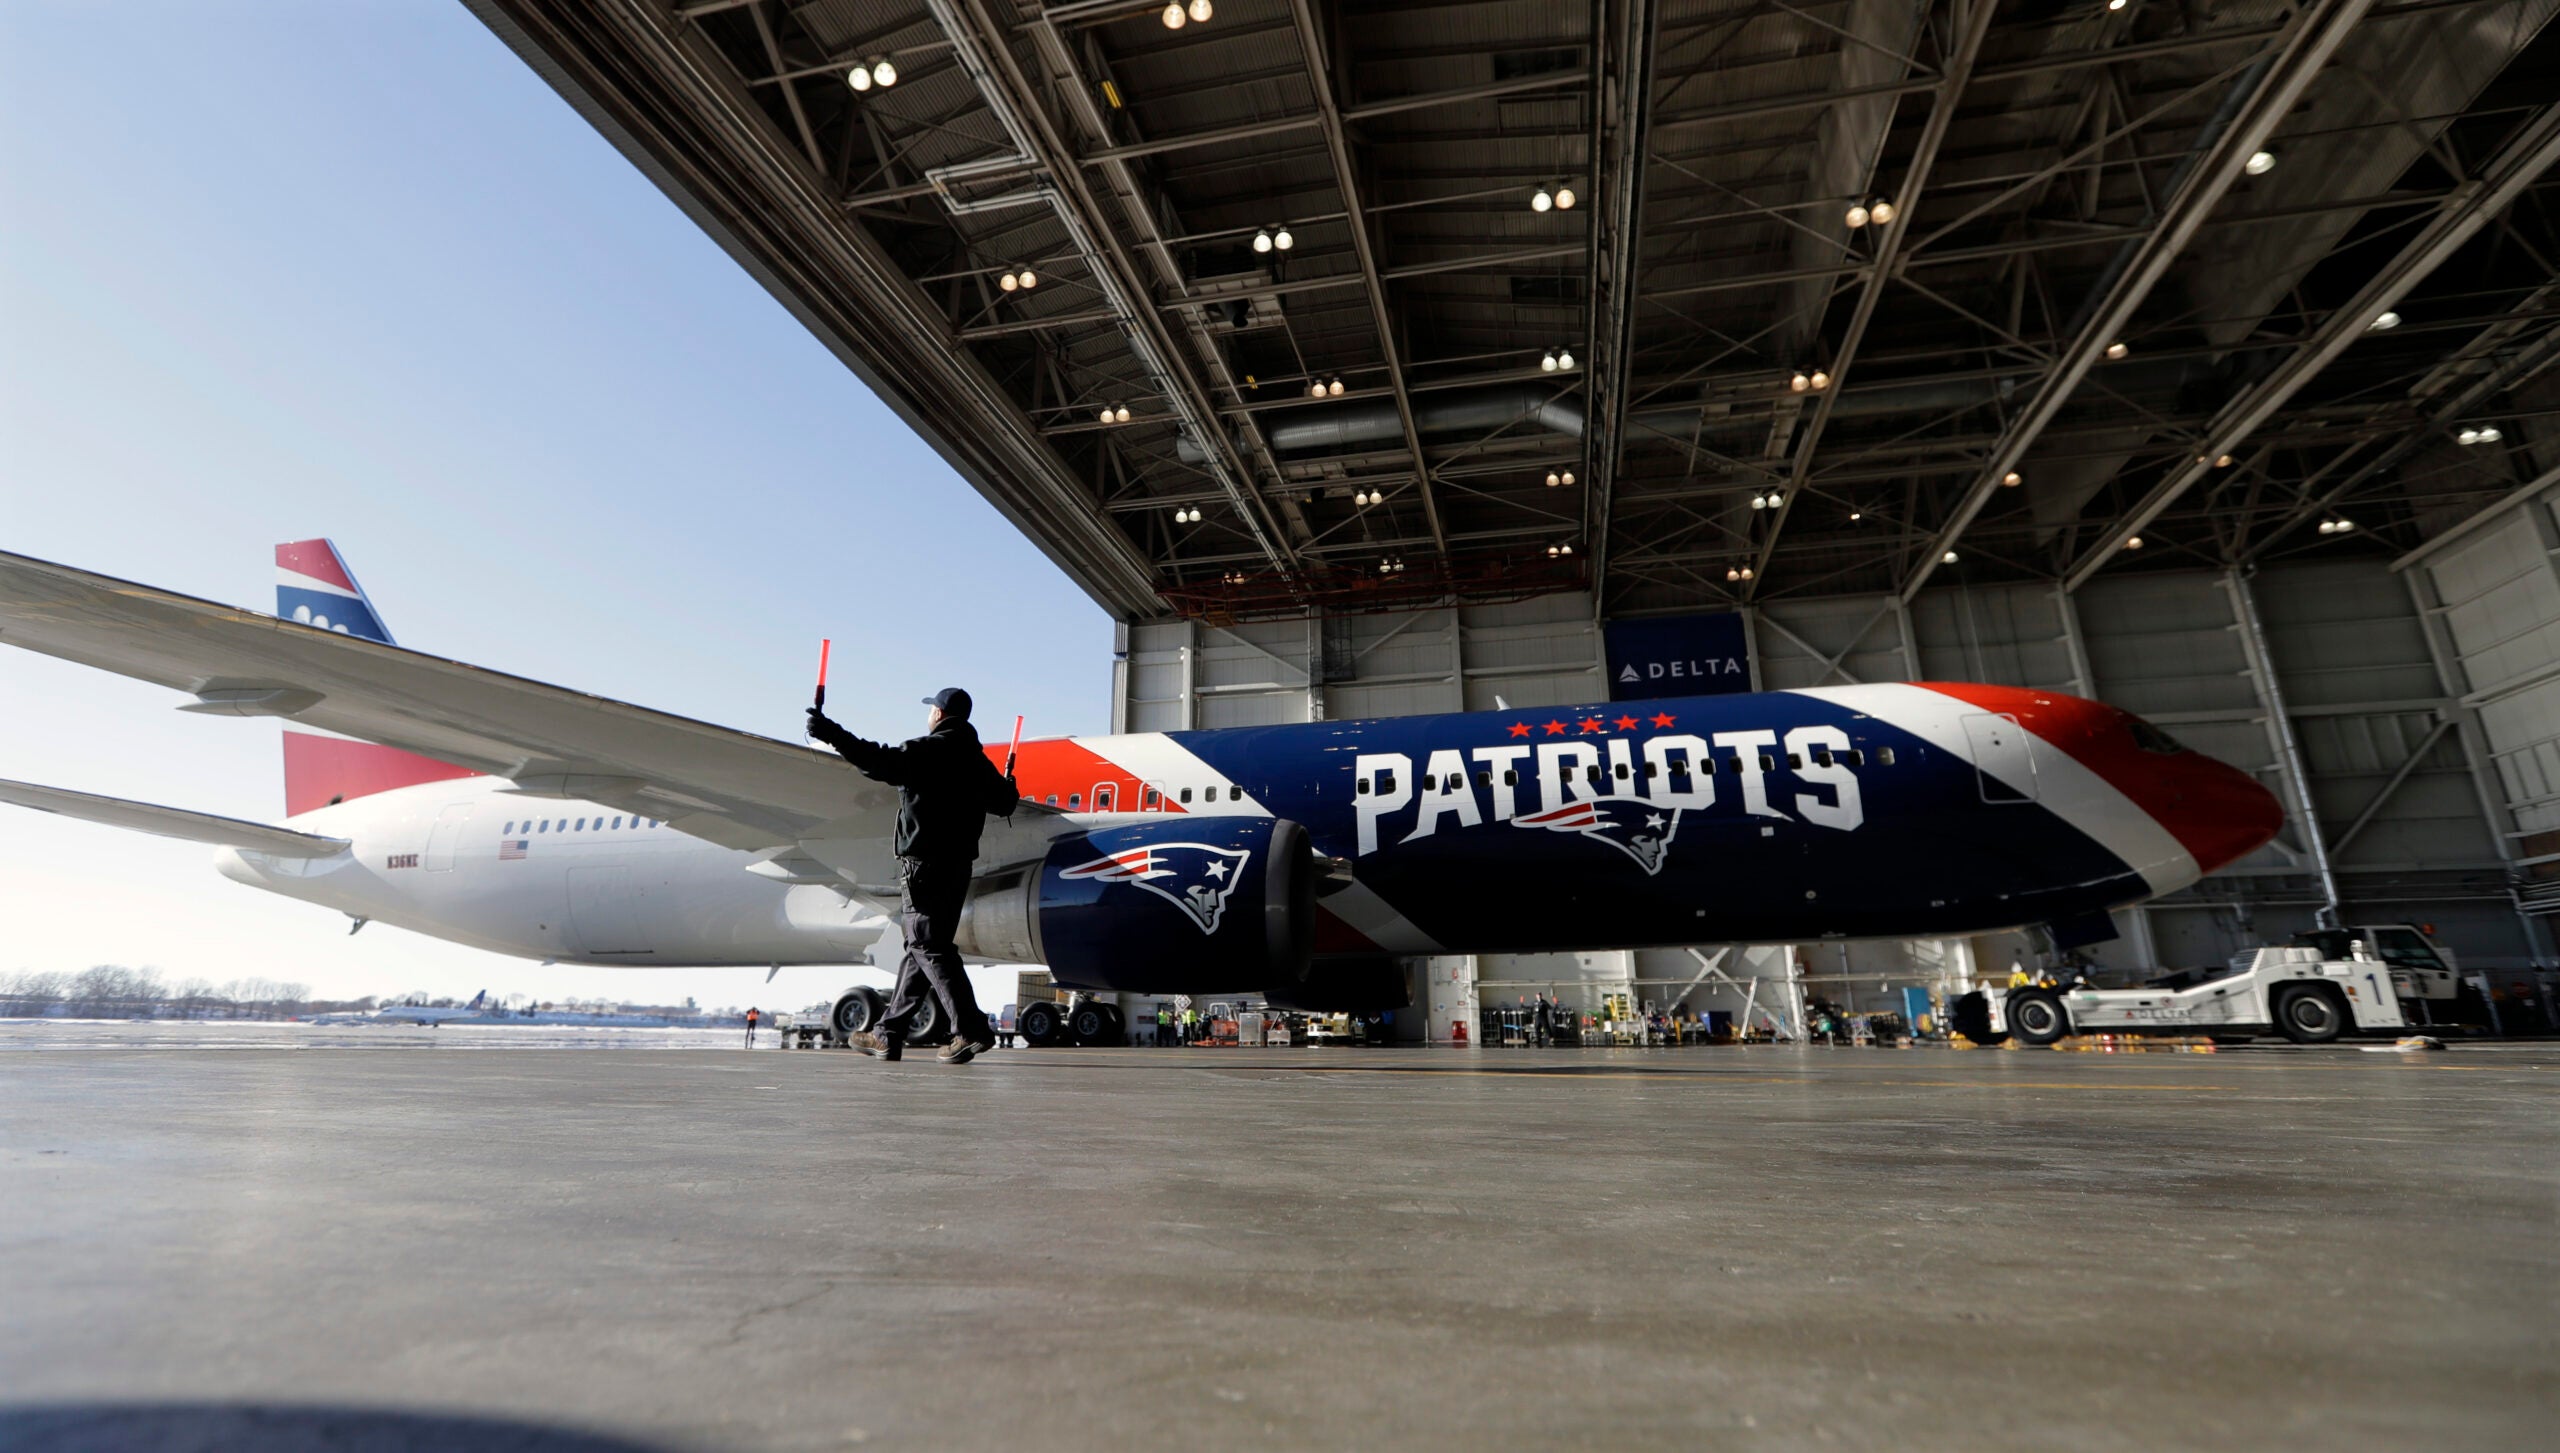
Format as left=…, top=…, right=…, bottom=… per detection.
left=0, top=550, right=1052, bottom=887
left=0, top=777, right=351, bottom=858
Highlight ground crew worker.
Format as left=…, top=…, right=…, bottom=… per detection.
left=2008, top=958, right=2031, bottom=988
left=744, top=1006, right=760, bottom=1047
left=1156, top=1005, right=1173, bottom=1046
left=808, top=686, right=1018, bottom=1065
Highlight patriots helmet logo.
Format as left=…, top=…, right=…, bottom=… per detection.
left=1059, top=842, right=1253, bottom=935
left=1513, top=799, right=1682, bottom=875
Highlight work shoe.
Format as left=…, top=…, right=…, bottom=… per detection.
left=937, top=1035, right=995, bottom=1065
left=848, top=1031, right=903, bottom=1061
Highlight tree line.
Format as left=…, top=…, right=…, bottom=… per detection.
left=0, top=968, right=315, bottom=1019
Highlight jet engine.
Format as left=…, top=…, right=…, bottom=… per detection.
left=953, top=816, right=1315, bottom=997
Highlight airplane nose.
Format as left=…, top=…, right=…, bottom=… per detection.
left=2163, top=753, right=2285, bottom=875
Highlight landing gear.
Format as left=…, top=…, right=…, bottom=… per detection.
left=829, top=987, right=884, bottom=1039
left=1069, top=1002, right=1124, bottom=1046
left=1018, top=1000, right=1068, bottom=1047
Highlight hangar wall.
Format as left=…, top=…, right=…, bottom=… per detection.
left=1115, top=542, right=2560, bottom=1036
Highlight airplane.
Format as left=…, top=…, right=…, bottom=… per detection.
left=305, top=989, right=492, bottom=1026
left=0, top=541, right=2282, bottom=1043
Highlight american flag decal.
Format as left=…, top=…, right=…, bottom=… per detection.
left=498, top=839, right=528, bottom=861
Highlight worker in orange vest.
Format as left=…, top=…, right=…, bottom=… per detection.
left=744, top=1006, right=761, bottom=1047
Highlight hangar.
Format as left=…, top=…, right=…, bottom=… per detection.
left=467, top=0, right=2560, bottom=1030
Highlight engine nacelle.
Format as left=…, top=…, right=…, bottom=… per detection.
left=954, top=817, right=1315, bottom=996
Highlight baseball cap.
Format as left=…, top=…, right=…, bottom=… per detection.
left=923, top=686, right=973, bottom=719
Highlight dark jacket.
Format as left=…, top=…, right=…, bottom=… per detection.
left=812, top=715, right=1018, bottom=863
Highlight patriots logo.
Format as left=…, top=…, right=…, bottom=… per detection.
left=1513, top=799, right=1682, bottom=875
left=1059, top=843, right=1252, bottom=935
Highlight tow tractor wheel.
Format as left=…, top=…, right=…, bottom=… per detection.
left=2007, top=989, right=2070, bottom=1047
left=1018, top=1000, right=1067, bottom=1047
left=2273, top=985, right=2346, bottom=1045
left=830, top=987, right=884, bottom=1040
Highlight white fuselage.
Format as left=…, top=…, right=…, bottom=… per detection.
left=217, top=777, right=886, bottom=966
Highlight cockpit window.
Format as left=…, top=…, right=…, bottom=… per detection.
left=2127, top=719, right=2187, bottom=755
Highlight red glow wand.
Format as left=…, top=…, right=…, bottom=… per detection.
left=1004, top=714, right=1025, bottom=777
left=813, top=638, right=831, bottom=711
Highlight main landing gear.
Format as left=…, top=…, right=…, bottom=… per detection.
left=1017, top=994, right=1125, bottom=1048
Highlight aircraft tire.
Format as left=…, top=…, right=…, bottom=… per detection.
left=2273, top=985, right=2346, bottom=1045
left=1947, top=990, right=2005, bottom=1045
left=1019, top=1001, right=1067, bottom=1047
left=1070, top=1003, right=1114, bottom=1045
left=905, top=995, right=946, bottom=1046
left=830, top=987, right=884, bottom=1040
left=1097, top=1003, right=1126, bottom=1044
left=2006, top=989, right=2070, bottom=1047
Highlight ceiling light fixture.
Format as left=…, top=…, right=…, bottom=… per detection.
left=1253, top=229, right=1273, bottom=253
left=1942, top=550, right=1959, bottom=564
left=1531, top=187, right=1553, bottom=213
left=1328, top=378, right=1344, bottom=396
left=2002, top=470, right=2022, bottom=487
left=2108, top=0, right=2129, bottom=10
left=1848, top=510, right=1862, bottom=522
left=1161, top=2, right=1186, bottom=28
left=1845, top=203, right=1871, bottom=229
left=2125, top=535, right=2144, bottom=550
left=2104, top=341, right=2129, bottom=360
left=2245, top=149, right=2276, bottom=175
left=1114, top=405, right=1130, bottom=423
left=2318, top=517, right=2356, bottom=535
left=1561, top=470, right=1575, bottom=487
left=1869, top=199, right=1896, bottom=225
left=2215, top=453, right=2234, bottom=468
left=847, top=65, right=873, bottom=93
left=1189, top=0, right=1213, bottom=21
left=1541, top=350, right=1560, bottom=372
left=1098, top=406, right=1114, bottom=424
left=1546, top=471, right=1561, bottom=488
left=871, top=58, right=897, bottom=87
left=1274, top=227, right=1293, bottom=252
left=2370, top=310, right=2401, bottom=331
left=1789, top=372, right=1810, bottom=393
left=1808, top=370, right=1831, bottom=391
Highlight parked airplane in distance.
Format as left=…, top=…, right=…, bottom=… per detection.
left=0, top=542, right=2281, bottom=1033
left=306, top=989, right=492, bottom=1026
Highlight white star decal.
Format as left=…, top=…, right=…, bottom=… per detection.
left=1645, top=813, right=1666, bottom=830
left=1205, top=859, right=1229, bottom=879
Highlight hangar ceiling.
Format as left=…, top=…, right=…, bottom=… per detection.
left=470, top=0, right=2560, bottom=623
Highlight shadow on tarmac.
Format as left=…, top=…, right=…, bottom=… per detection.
left=0, top=1404, right=678, bottom=1453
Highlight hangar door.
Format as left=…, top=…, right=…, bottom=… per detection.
left=1961, top=714, right=2037, bottom=803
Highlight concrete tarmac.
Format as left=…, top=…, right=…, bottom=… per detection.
left=1, top=1029, right=2552, bottom=1451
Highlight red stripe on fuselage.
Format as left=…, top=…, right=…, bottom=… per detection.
left=284, top=733, right=480, bottom=817
left=987, top=736, right=1190, bottom=814
left=1910, top=682, right=2250, bottom=870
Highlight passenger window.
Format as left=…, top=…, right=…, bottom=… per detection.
left=1786, top=754, right=1802, bottom=770
left=1615, top=763, right=1630, bottom=779
left=1876, top=747, right=1896, bottom=766
left=1476, top=771, right=1492, bottom=788
left=1046, top=793, right=1059, bottom=805
left=1503, top=771, right=1517, bottom=786
left=1446, top=773, right=1463, bottom=790
left=502, top=821, right=513, bottom=834
left=1641, top=763, right=1657, bottom=779
left=1379, top=773, right=1397, bottom=794
left=1811, top=750, right=1833, bottom=768
left=1724, top=757, right=1746, bottom=774
left=1585, top=766, right=1603, bottom=784
left=1842, top=748, right=1864, bottom=767
left=612, top=816, right=624, bottom=828
left=1180, top=788, right=1193, bottom=804
left=1069, top=793, right=1083, bottom=808
left=1356, top=778, right=1371, bottom=795
left=1668, top=762, right=1687, bottom=779
left=1758, top=754, right=1777, bottom=772
left=1229, top=785, right=1243, bottom=801
left=1144, top=788, right=1161, bottom=809
left=536, top=821, right=547, bottom=833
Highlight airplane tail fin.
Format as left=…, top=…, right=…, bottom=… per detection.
left=467, top=990, right=488, bottom=1011
left=272, top=539, right=480, bottom=816
left=275, top=539, right=397, bottom=644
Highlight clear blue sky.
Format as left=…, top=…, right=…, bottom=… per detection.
left=0, top=0, right=1113, bottom=1008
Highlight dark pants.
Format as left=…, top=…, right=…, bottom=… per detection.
left=881, top=857, right=989, bottom=1045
